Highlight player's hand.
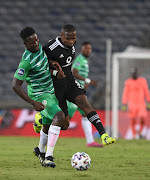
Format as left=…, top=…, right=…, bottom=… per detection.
left=49, top=60, right=66, bottom=79
left=147, top=102, right=150, bottom=110
left=56, top=70, right=66, bottom=79
left=90, top=80, right=98, bottom=87
left=49, top=60, right=62, bottom=71
left=121, top=104, right=127, bottom=111
left=31, top=101, right=45, bottom=111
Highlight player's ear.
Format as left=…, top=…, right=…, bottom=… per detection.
left=60, top=32, right=64, bottom=38
left=23, top=40, right=26, bottom=45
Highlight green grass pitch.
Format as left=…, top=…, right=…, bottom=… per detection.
left=0, top=137, right=150, bottom=180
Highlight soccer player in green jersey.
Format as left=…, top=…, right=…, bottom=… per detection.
left=67, top=42, right=103, bottom=147
left=12, top=27, right=65, bottom=168
left=72, top=42, right=97, bottom=89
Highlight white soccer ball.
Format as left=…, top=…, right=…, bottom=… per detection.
left=71, top=152, right=91, bottom=170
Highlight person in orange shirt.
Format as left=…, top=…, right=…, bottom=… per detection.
left=122, top=68, right=150, bottom=139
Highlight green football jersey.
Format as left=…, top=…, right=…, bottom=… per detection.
left=14, top=44, right=54, bottom=99
left=72, top=54, right=89, bottom=88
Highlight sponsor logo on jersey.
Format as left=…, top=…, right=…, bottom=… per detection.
left=18, top=68, right=25, bottom=76
left=59, top=54, right=64, bottom=58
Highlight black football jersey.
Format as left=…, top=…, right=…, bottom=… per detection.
left=43, top=37, right=76, bottom=87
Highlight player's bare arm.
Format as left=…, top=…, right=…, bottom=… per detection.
left=49, top=59, right=66, bottom=79
left=72, top=68, right=85, bottom=81
left=48, top=59, right=62, bottom=71
left=72, top=68, right=97, bottom=87
left=12, top=77, right=45, bottom=111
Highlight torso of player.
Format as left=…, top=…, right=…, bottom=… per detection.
left=14, top=44, right=54, bottom=98
left=72, top=54, right=89, bottom=88
left=125, top=77, right=147, bottom=105
left=43, top=37, right=76, bottom=87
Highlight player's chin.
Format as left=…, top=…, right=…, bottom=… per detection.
left=67, top=45, right=73, bottom=48
left=67, top=44, right=74, bottom=48
left=85, top=54, right=90, bottom=57
left=33, top=47, right=40, bottom=52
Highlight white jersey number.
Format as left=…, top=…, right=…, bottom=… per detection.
left=66, top=56, right=72, bottom=63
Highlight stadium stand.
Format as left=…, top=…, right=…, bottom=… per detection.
left=0, top=0, right=150, bottom=108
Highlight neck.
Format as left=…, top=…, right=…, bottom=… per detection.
left=82, top=54, right=89, bottom=58
left=132, top=77, right=138, bottom=80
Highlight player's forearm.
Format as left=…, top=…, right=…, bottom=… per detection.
left=73, top=73, right=91, bottom=84
left=74, top=73, right=85, bottom=81
left=72, top=69, right=85, bottom=81
left=72, top=68, right=91, bottom=83
left=12, top=84, right=35, bottom=105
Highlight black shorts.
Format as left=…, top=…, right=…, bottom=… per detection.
left=54, top=76, right=86, bottom=116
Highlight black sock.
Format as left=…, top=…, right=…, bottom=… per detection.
left=87, top=111, right=105, bottom=136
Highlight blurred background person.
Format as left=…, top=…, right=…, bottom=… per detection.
left=68, top=42, right=103, bottom=147
left=121, top=67, right=150, bottom=139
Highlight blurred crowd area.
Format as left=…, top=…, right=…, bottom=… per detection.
left=1, top=0, right=150, bottom=109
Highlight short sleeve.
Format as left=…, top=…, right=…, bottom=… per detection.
left=14, top=59, right=31, bottom=81
left=72, top=56, right=83, bottom=71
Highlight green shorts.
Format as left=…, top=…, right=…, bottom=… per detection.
left=34, top=93, right=61, bottom=125
left=67, top=101, right=85, bottom=118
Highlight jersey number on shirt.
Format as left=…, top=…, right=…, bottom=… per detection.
left=66, top=56, right=72, bottom=63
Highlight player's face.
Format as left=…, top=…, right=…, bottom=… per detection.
left=61, top=31, right=76, bottom=48
left=24, top=33, right=40, bottom=53
left=130, top=68, right=138, bottom=79
left=81, top=44, right=92, bottom=58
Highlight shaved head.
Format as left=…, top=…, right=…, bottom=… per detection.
left=60, top=24, right=76, bottom=48
left=61, top=24, right=76, bottom=33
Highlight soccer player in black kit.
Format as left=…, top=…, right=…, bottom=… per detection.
left=43, top=24, right=116, bottom=146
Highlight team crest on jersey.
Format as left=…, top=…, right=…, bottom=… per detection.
left=18, top=68, right=25, bottom=76
left=42, top=100, right=47, bottom=106
left=72, top=46, right=75, bottom=54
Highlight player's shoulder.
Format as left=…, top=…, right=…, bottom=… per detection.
left=43, top=37, right=63, bottom=52
left=138, top=77, right=147, bottom=83
left=125, top=78, right=132, bottom=85
left=75, top=54, right=85, bottom=62
left=43, top=37, right=75, bottom=52
left=22, top=50, right=32, bottom=62
left=43, top=38, right=56, bottom=50
left=138, top=77, right=146, bottom=81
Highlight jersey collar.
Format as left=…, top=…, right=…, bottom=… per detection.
left=81, top=54, right=88, bottom=61
left=56, top=37, right=69, bottom=49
